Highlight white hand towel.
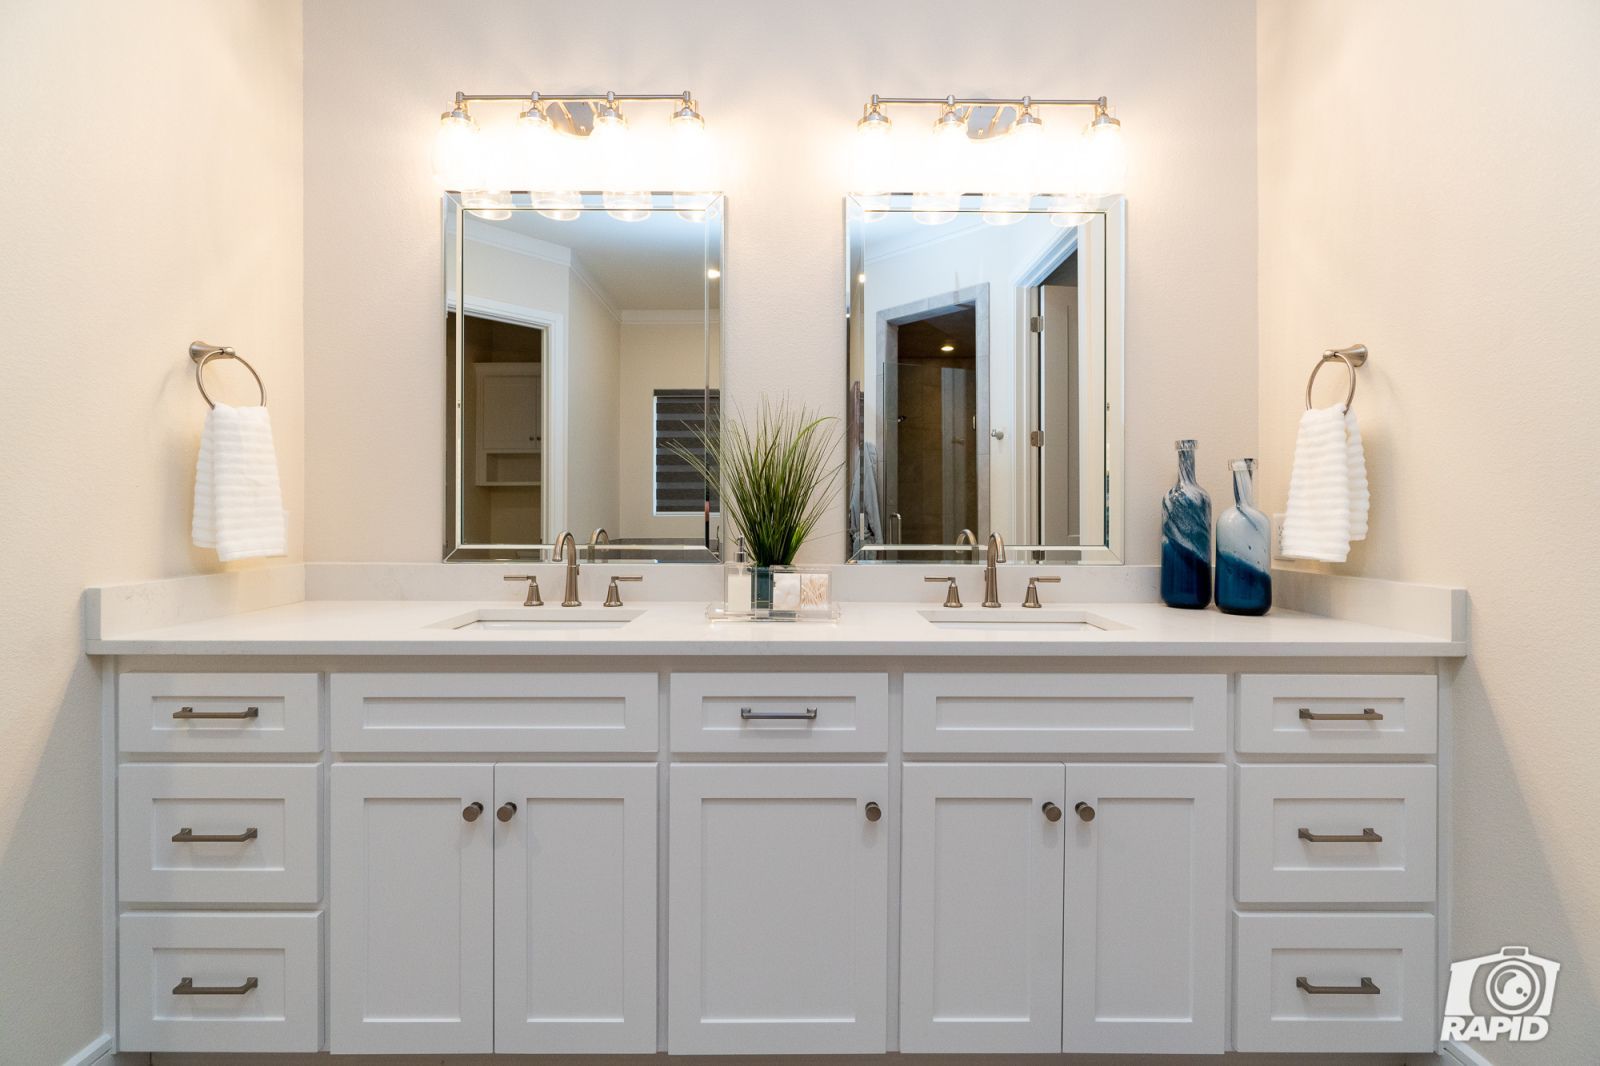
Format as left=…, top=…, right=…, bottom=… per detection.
left=1281, top=404, right=1354, bottom=563
left=1346, top=409, right=1369, bottom=541
left=192, top=403, right=287, bottom=562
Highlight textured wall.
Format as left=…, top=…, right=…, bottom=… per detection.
left=1258, top=2, right=1600, bottom=1060
left=303, top=0, right=1258, bottom=564
left=0, top=2, right=303, bottom=1061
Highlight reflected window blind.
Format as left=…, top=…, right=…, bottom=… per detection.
left=653, top=388, right=720, bottom=515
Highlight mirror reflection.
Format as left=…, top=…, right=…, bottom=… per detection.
left=445, top=192, right=722, bottom=561
left=846, top=194, right=1124, bottom=563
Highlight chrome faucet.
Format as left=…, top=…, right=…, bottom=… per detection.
left=588, top=527, right=610, bottom=562
left=553, top=531, right=581, bottom=606
left=983, top=532, right=1007, bottom=608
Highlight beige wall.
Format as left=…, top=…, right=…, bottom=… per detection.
left=566, top=275, right=623, bottom=536
left=304, top=0, right=1258, bottom=564
left=1258, top=1, right=1600, bottom=1059
left=0, top=1, right=304, bottom=1062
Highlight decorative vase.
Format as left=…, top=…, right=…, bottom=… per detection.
left=1160, top=439, right=1212, bottom=609
left=1216, top=458, right=1272, bottom=616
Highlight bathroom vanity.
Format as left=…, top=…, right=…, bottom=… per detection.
left=92, top=579, right=1463, bottom=1059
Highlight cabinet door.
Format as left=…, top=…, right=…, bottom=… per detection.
left=1062, top=764, right=1226, bottom=1053
left=329, top=763, right=494, bottom=1054
left=494, top=763, right=657, bottom=1053
left=668, top=763, right=889, bottom=1054
left=900, top=764, right=1065, bottom=1053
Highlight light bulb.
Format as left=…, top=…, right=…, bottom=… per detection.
left=431, top=107, right=481, bottom=190
left=671, top=104, right=714, bottom=220
left=592, top=106, right=650, bottom=222
left=852, top=105, right=893, bottom=217
left=981, top=108, right=1043, bottom=224
left=914, top=106, right=967, bottom=224
left=516, top=104, right=580, bottom=220
left=1080, top=111, right=1126, bottom=196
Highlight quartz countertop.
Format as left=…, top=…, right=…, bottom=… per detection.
left=86, top=598, right=1466, bottom=658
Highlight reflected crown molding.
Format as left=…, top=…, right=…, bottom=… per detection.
left=619, top=310, right=721, bottom=326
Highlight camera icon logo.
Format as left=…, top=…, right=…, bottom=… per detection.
left=1441, top=946, right=1560, bottom=1043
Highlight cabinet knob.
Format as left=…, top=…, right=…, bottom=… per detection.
left=864, top=801, right=883, bottom=823
left=497, top=801, right=518, bottom=822
left=462, top=802, right=484, bottom=822
left=1075, top=801, right=1095, bottom=822
left=1042, top=801, right=1063, bottom=823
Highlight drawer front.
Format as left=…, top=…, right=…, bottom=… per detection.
left=331, top=673, right=657, bottom=753
left=1238, top=765, right=1437, bottom=904
left=670, top=673, right=888, bottom=753
left=1235, top=913, right=1436, bottom=1053
left=903, top=673, right=1226, bottom=754
left=1238, top=674, right=1437, bottom=755
left=119, top=673, right=320, bottom=754
left=119, top=764, right=320, bottom=904
left=119, top=911, right=322, bottom=1053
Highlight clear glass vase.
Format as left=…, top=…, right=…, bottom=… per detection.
left=1160, top=439, right=1212, bottom=609
left=1215, top=458, right=1272, bottom=616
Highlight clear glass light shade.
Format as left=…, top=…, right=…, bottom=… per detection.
left=431, top=113, right=482, bottom=190
left=852, top=117, right=893, bottom=209
left=671, top=112, right=714, bottom=220
left=1080, top=117, right=1127, bottom=196
left=461, top=189, right=514, bottom=221
left=591, top=112, right=650, bottom=221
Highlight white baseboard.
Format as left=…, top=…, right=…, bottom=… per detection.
left=62, top=1035, right=111, bottom=1066
left=1438, top=1040, right=1496, bottom=1066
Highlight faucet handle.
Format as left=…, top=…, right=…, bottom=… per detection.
left=605, top=575, right=643, bottom=608
left=1021, top=575, right=1061, bottom=609
left=925, top=576, right=963, bottom=609
left=503, top=574, right=543, bottom=607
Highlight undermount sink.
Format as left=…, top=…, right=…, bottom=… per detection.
left=434, top=608, right=645, bottom=631
left=917, top=607, right=1126, bottom=633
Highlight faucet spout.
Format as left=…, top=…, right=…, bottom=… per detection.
left=984, top=532, right=1006, bottom=608
left=553, top=531, right=581, bottom=607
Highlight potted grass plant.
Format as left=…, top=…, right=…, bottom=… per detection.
left=672, top=398, right=842, bottom=608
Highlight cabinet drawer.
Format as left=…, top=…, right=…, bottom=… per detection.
left=1238, top=674, right=1437, bottom=754
left=904, top=674, right=1226, bottom=754
left=669, top=673, right=888, bottom=753
left=1238, top=765, right=1436, bottom=904
left=1235, top=913, right=1436, bottom=1053
left=119, top=673, right=320, bottom=754
left=119, top=764, right=320, bottom=904
left=331, top=673, right=657, bottom=753
left=119, top=911, right=321, bottom=1053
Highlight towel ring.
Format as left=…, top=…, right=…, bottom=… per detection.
left=1304, top=343, right=1368, bottom=411
left=190, top=341, right=266, bottom=409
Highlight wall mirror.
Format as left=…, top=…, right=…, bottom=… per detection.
left=444, top=192, right=723, bottom=561
left=845, top=193, right=1124, bottom=563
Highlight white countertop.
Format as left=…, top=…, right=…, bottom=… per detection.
left=87, top=598, right=1466, bottom=659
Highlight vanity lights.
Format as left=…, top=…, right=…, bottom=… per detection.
left=432, top=90, right=713, bottom=222
left=852, top=93, right=1126, bottom=224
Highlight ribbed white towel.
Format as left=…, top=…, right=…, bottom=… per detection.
left=1282, top=403, right=1359, bottom=562
left=192, top=403, right=287, bottom=562
left=1346, top=409, right=1369, bottom=541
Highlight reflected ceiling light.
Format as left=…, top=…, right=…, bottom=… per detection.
left=706, top=268, right=721, bottom=280
left=940, top=342, right=956, bottom=352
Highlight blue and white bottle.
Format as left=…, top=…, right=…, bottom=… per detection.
left=1160, top=440, right=1212, bottom=609
left=1216, top=458, right=1272, bottom=616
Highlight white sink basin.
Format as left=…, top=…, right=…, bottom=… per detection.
left=433, top=608, right=645, bottom=631
left=917, top=607, right=1126, bottom=633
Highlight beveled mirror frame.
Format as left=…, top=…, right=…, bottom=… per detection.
left=844, top=192, right=1125, bottom=564
left=443, top=191, right=725, bottom=562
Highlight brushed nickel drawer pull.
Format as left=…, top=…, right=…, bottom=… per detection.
left=171, top=826, right=258, bottom=843
left=1074, top=801, right=1096, bottom=822
left=173, top=705, right=260, bottom=720
left=173, top=976, right=259, bottom=996
left=864, top=801, right=883, bottom=822
left=462, top=802, right=484, bottom=822
left=1042, top=802, right=1063, bottom=823
left=740, top=706, right=819, bottom=720
left=497, top=801, right=518, bottom=822
left=1297, top=976, right=1380, bottom=996
left=1298, top=826, right=1383, bottom=843
left=1299, top=707, right=1383, bottom=721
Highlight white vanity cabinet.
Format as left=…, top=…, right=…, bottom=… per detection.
left=107, top=658, right=1447, bottom=1060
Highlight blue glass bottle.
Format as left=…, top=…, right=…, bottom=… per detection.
left=1161, top=440, right=1212, bottom=609
left=1216, top=458, right=1272, bottom=615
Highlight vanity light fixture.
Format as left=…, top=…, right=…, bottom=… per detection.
left=432, top=89, right=712, bottom=222
left=851, top=92, right=1126, bottom=223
